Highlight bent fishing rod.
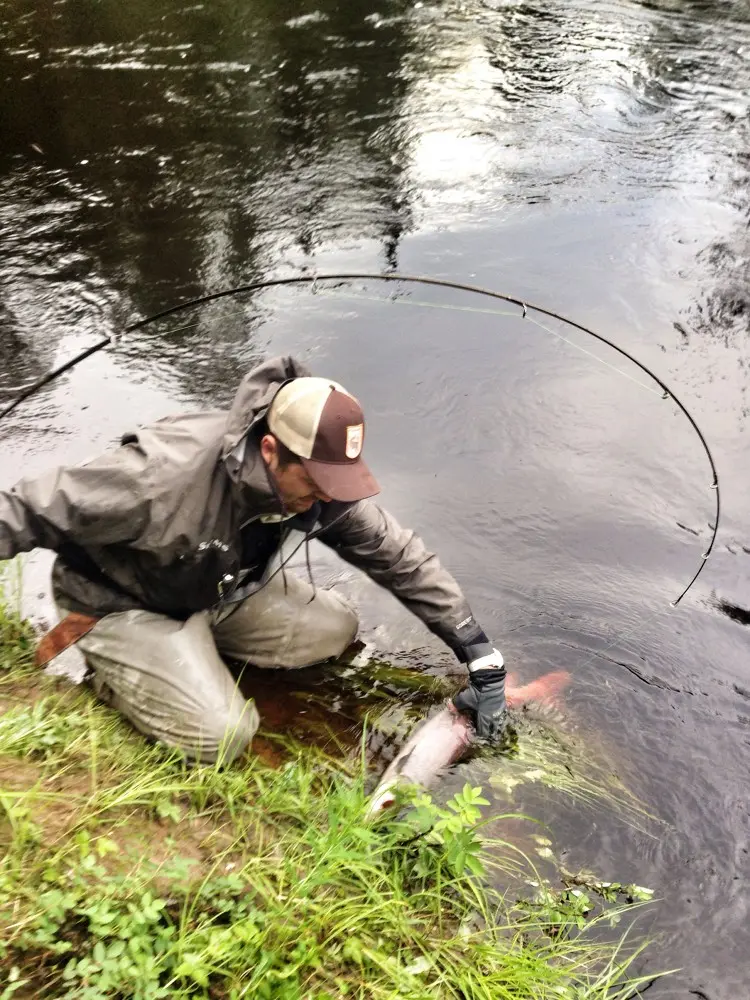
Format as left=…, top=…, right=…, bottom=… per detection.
left=0, top=272, right=720, bottom=606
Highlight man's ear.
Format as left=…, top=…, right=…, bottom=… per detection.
left=260, top=434, right=277, bottom=466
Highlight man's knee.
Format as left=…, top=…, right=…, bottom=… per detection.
left=81, top=609, right=261, bottom=764
left=190, top=696, right=260, bottom=765
left=87, top=655, right=260, bottom=765
left=284, top=589, right=359, bottom=668
left=319, top=591, right=359, bottom=656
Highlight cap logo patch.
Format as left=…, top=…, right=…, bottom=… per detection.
left=345, top=423, right=363, bottom=459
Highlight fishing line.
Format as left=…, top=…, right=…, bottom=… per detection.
left=320, top=289, right=662, bottom=396
left=0, top=272, right=720, bottom=608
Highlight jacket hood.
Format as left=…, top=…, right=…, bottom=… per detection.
left=221, top=355, right=312, bottom=461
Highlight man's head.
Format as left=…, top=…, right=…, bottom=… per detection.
left=261, top=377, right=380, bottom=513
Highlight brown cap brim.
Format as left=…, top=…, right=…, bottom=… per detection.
left=301, top=456, right=380, bottom=503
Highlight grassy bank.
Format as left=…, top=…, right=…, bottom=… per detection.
left=0, top=597, right=662, bottom=999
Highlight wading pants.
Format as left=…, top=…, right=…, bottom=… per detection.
left=65, top=574, right=359, bottom=764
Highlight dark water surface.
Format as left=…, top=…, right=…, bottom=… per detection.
left=2, top=0, right=750, bottom=994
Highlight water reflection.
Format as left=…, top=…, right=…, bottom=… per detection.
left=0, top=0, right=418, bottom=389
left=631, top=1, right=750, bottom=351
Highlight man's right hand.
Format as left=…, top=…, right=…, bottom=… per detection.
left=453, top=648, right=507, bottom=741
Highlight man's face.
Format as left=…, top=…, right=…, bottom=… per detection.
left=260, top=434, right=332, bottom=513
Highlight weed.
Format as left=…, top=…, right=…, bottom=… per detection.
left=483, top=714, right=657, bottom=831
left=0, top=590, right=671, bottom=998
left=0, top=601, right=34, bottom=679
left=0, top=699, right=91, bottom=758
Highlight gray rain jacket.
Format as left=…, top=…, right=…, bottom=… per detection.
left=0, top=356, right=488, bottom=659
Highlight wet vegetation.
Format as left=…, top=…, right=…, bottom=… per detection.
left=0, top=578, right=667, bottom=999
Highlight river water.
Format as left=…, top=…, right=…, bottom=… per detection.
left=1, top=0, right=749, bottom=995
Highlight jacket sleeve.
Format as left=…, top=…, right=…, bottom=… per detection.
left=319, top=500, right=491, bottom=659
left=0, top=445, right=151, bottom=561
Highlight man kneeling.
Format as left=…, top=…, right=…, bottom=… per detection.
left=0, top=357, right=507, bottom=761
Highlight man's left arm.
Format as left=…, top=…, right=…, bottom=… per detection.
left=320, top=500, right=507, bottom=739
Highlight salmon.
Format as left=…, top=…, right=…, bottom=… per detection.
left=366, top=702, right=472, bottom=815
left=366, top=669, right=571, bottom=816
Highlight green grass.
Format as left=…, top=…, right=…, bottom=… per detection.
left=0, top=588, right=669, bottom=999
left=0, top=570, right=34, bottom=682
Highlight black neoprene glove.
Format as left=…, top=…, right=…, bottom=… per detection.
left=453, top=646, right=507, bottom=741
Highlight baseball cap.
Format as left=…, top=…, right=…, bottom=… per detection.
left=267, top=377, right=380, bottom=502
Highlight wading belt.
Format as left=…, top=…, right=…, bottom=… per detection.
left=36, top=612, right=98, bottom=668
